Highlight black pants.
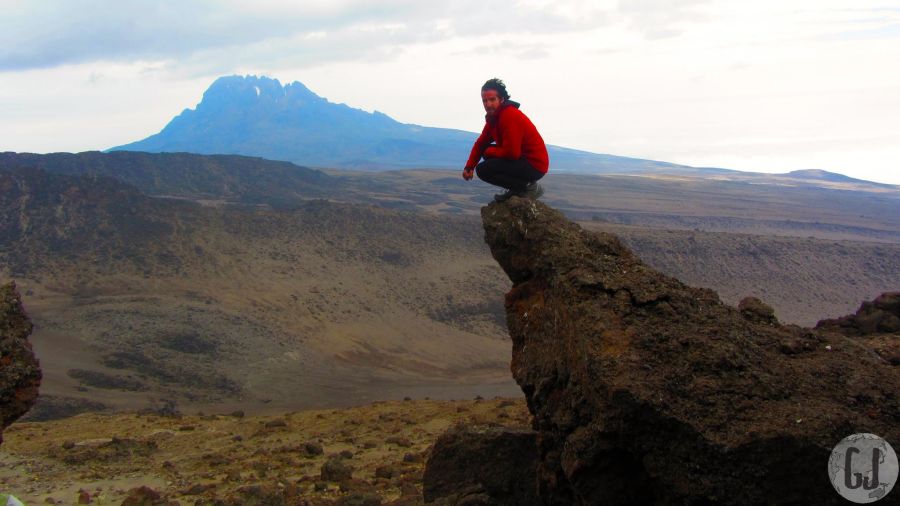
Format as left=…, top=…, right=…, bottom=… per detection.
left=475, top=157, right=544, bottom=192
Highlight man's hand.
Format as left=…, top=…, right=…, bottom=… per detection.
left=462, top=167, right=475, bottom=180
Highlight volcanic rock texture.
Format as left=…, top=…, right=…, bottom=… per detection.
left=480, top=198, right=899, bottom=505
left=816, top=292, right=900, bottom=367
left=0, top=282, right=41, bottom=444
left=423, top=425, right=540, bottom=505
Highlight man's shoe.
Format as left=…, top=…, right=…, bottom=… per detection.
left=493, top=189, right=515, bottom=202
left=523, top=182, right=544, bottom=200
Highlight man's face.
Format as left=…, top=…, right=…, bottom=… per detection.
left=481, top=89, right=504, bottom=117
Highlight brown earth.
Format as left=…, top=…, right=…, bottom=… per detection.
left=0, top=397, right=529, bottom=505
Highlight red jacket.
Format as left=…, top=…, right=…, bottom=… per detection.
left=465, top=101, right=549, bottom=174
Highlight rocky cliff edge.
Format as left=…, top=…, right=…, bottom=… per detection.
left=475, top=198, right=897, bottom=505
left=0, top=282, right=41, bottom=445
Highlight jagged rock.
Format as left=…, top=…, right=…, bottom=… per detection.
left=817, top=292, right=900, bottom=335
left=0, top=282, right=41, bottom=445
left=816, top=292, right=900, bottom=366
left=375, top=465, right=398, bottom=480
left=120, top=486, right=166, bottom=506
left=385, top=435, right=413, bottom=448
left=304, top=440, right=325, bottom=456
left=423, top=425, right=539, bottom=505
left=480, top=198, right=899, bottom=505
left=321, top=455, right=354, bottom=482
left=738, top=296, right=778, bottom=325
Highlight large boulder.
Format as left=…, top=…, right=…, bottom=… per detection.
left=0, top=281, right=42, bottom=444
left=481, top=198, right=899, bottom=505
left=423, top=425, right=540, bottom=505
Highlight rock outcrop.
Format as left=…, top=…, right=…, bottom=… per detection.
left=423, top=426, right=540, bottom=505
left=0, top=281, right=41, bottom=444
left=817, top=292, right=900, bottom=335
left=476, top=198, right=898, bottom=505
left=816, top=292, right=900, bottom=366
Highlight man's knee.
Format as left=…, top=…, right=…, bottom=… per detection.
left=475, top=161, right=491, bottom=181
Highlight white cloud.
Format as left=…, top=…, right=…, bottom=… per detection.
left=0, top=0, right=614, bottom=72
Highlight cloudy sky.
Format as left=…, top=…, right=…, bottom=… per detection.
left=2, top=0, right=899, bottom=183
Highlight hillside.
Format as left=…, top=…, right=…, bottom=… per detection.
left=592, top=223, right=900, bottom=326
left=2, top=168, right=515, bottom=419
left=0, top=151, right=333, bottom=207
left=2, top=162, right=898, bottom=419
left=5, top=152, right=898, bottom=242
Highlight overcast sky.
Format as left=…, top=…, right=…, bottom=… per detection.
left=2, top=0, right=899, bottom=184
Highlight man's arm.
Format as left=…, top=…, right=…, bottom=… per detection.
left=465, top=123, right=493, bottom=169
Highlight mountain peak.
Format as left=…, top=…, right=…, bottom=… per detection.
left=109, top=74, right=473, bottom=169
left=197, top=74, right=322, bottom=111
left=108, top=74, right=740, bottom=175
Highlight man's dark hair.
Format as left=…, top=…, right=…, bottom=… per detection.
left=482, top=78, right=510, bottom=100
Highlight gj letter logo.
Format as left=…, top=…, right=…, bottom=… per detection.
left=829, top=433, right=898, bottom=503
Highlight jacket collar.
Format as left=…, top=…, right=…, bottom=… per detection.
left=486, top=100, right=521, bottom=123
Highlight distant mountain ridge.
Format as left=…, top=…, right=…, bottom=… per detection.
left=0, top=151, right=334, bottom=207
left=109, top=75, right=697, bottom=174
left=786, top=169, right=868, bottom=183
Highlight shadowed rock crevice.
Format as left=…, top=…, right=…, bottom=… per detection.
left=0, top=281, right=41, bottom=444
left=470, top=198, right=898, bottom=505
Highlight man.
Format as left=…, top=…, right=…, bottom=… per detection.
left=462, top=78, right=549, bottom=202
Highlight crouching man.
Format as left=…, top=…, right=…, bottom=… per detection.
left=462, top=78, right=549, bottom=202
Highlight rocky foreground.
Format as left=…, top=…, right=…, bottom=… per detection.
left=0, top=397, right=530, bottom=505
left=427, top=198, right=897, bottom=505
